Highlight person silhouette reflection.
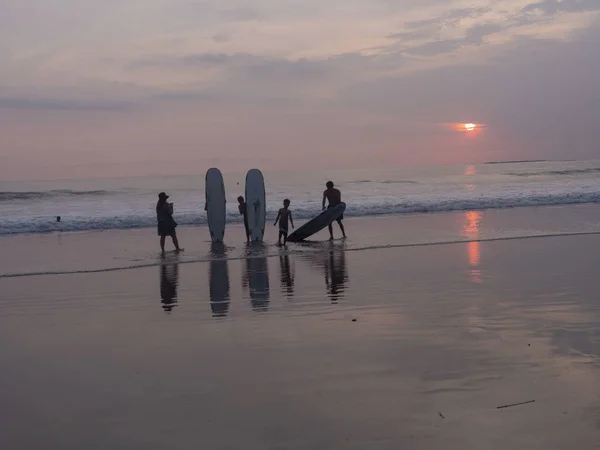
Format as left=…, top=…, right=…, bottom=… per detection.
left=279, top=253, right=294, bottom=297
left=324, top=245, right=348, bottom=303
left=209, top=243, right=230, bottom=317
left=160, top=256, right=179, bottom=312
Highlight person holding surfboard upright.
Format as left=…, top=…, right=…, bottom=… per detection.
left=322, top=181, right=346, bottom=240
left=238, top=196, right=250, bottom=242
left=274, top=199, right=294, bottom=245
left=156, top=192, right=182, bottom=253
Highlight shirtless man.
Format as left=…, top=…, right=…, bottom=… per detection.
left=322, top=181, right=346, bottom=240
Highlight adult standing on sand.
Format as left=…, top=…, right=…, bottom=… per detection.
left=156, top=192, right=182, bottom=253
left=322, top=181, right=347, bottom=240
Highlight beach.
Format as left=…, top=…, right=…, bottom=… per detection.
left=3, top=205, right=600, bottom=449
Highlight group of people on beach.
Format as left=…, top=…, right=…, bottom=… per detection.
left=156, top=181, right=346, bottom=251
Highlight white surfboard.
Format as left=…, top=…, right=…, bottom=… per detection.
left=245, top=169, right=266, bottom=242
left=205, top=168, right=226, bottom=243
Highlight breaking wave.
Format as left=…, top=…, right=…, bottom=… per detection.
left=2, top=189, right=600, bottom=235
left=0, top=190, right=116, bottom=202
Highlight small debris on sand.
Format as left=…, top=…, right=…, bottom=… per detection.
left=497, top=400, right=535, bottom=409
left=438, top=412, right=446, bottom=419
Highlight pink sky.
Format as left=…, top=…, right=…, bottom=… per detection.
left=1, top=0, right=599, bottom=180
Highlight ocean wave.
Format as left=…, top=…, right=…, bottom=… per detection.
left=1, top=190, right=600, bottom=235
left=0, top=189, right=116, bottom=201
left=348, top=179, right=416, bottom=184
left=507, top=168, right=600, bottom=177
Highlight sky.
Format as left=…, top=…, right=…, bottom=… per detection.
left=1, top=0, right=599, bottom=180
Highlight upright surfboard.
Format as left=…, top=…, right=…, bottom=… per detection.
left=205, top=168, right=226, bottom=243
left=245, top=169, right=266, bottom=242
left=287, top=203, right=346, bottom=242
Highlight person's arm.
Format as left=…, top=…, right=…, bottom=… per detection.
left=274, top=211, right=281, bottom=226
left=290, top=212, right=294, bottom=228
left=322, top=192, right=327, bottom=210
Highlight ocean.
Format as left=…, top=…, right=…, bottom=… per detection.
left=2, top=159, right=600, bottom=236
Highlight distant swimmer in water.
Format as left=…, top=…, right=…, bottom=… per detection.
left=274, top=199, right=294, bottom=245
left=322, top=181, right=346, bottom=240
left=156, top=192, right=182, bottom=253
left=56, top=216, right=61, bottom=222
left=238, top=196, right=250, bottom=242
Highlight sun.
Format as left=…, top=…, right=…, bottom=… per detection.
left=464, top=123, right=476, bottom=132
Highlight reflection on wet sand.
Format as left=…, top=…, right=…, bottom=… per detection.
left=300, top=242, right=349, bottom=303
left=279, top=253, right=295, bottom=297
left=325, top=244, right=348, bottom=303
left=209, top=243, right=230, bottom=317
left=463, top=211, right=483, bottom=284
left=243, top=243, right=270, bottom=311
left=159, top=256, right=179, bottom=312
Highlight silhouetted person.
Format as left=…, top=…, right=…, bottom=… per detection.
left=238, top=196, right=250, bottom=242
left=56, top=216, right=61, bottom=222
left=156, top=192, right=182, bottom=253
left=160, top=257, right=179, bottom=312
left=274, top=199, right=294, bottom=245
left=322, top=181, right=346, bottom=240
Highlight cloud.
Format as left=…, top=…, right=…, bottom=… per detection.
left=522, top=0, right=600, bottom=15
left=405, top=39, right=464, bottom=56
left=0, top=96, right=133, bottom=112
left=403, top=7, right=491, bottom=30
left=464, top=23, right=505, bottom=45
left=212, top=32, right=232, bottom=43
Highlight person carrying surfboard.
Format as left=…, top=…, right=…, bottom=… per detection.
left=274, top=199, right=294, bottom=245
left=156, top=192, right=182, bottom=253
left=322, top=181, right=347, bottom=240
left=238, top=196, right=250, bottom=242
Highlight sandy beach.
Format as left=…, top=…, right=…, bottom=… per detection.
left=2, top=206, right=600, bottom=449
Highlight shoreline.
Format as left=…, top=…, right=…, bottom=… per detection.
left=2, top=203, right=600, bottom=278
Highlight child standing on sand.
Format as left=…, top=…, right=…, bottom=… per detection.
left=238, top=196, right=250, bottom=242
left=274, top=199, right=294, bottom=246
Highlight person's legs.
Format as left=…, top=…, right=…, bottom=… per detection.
left=244, top=221, right=250, bottom=242
left=171, top=231, right=181, bottom=251
left=278, top=231, right=283, bottom=246
left=328, top=223, right=334, bottom=240
left=160, top=235, right=166, bottom=252
left=337, top=219, right=346, bottom=238
left=283, top=231, right=288, bottom=245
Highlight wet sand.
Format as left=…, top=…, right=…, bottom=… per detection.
left=2, top=227, right=600, bottom=449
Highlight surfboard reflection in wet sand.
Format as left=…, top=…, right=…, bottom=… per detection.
left=159, top=255, right=179, bottom=312
left=209, top=243, right=230, bottom=317
left=243, top=243, right=270, bottom=311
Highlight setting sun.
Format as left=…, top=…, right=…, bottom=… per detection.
left=464, top=123, right=476, bottom=131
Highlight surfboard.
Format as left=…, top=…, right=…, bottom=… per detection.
left=205, top=168, right=226, bottom=243
left=245, top=169, right=266, bottom=242
left=287, top=203, right=346, bottom=242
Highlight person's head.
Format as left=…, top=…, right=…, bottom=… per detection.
left=237, top=196, right=244, bottom=204
left=283, top=199, right=290, bottom=208
left=326, top=181, right=334, bottom=189
left=158, top=192, right=169, bottom=202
